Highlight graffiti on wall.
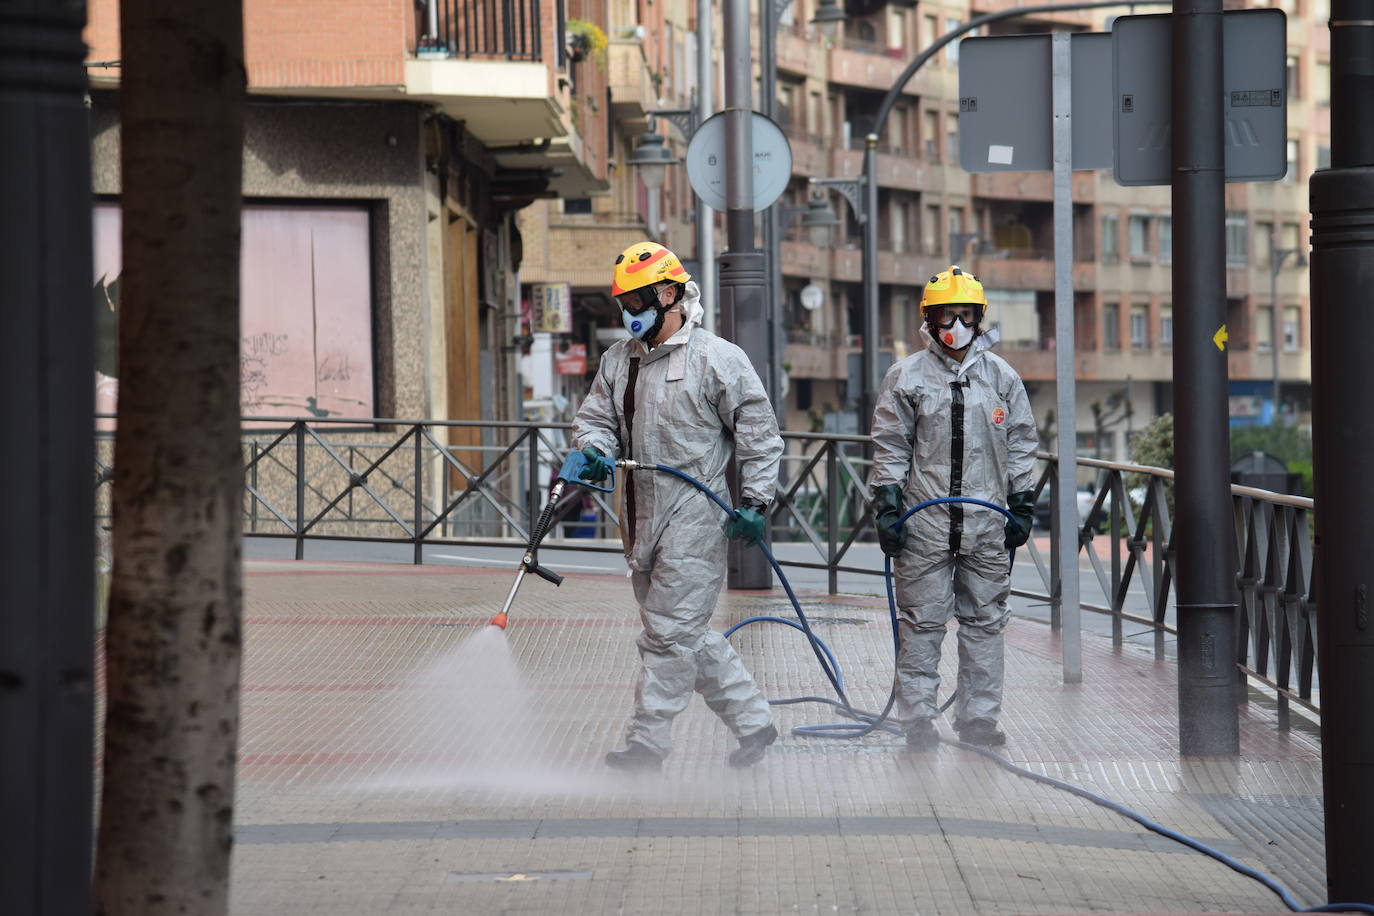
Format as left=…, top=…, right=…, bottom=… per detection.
left=93, top=202, right=377, bottom=424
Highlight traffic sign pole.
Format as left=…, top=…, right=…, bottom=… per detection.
left=1050, top=32, right=1083, bottom=684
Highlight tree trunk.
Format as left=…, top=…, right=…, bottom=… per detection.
left=95, top=1, right=245, bottom=913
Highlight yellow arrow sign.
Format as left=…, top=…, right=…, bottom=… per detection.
left=1213, top=325, right=1228, bottom=351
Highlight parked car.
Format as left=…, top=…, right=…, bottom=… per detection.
left=1032, top=486, right=1103, bottom=531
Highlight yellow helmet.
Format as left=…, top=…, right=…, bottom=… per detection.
left=919, top=265, right=987, bottom=313
left=611, top=241, right=691, bottom=297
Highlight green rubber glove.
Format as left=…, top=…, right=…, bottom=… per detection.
left=578, top=446, right=614, bottom=483
left=873, top=484, right=907, bottom=558
left=726, top=505, right=767, bottom=546
left=1004, top=490, right=1036, bottom=549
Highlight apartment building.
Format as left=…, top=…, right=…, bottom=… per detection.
left=84, top=0, right=618, bottom=452
left=523, top=0, right=1321, bottom=459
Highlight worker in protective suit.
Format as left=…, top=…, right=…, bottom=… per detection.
left=568, top=241, right=784, bottom=772
left=870, top=266, right=1038, bottom=751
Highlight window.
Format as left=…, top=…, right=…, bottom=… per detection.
left=1284, top=305, right=1301, bottom=351
left=1158, top=216, right=1172, bottom=264
left=562, top=197, right=593, bottom=214
left=924, top=110, right=940, bottom=162
left=1128, top=214, right=1150, bottom=260
left=888, top=8, right=907, bottom=50
left=1318, top=144, right=1332, bottom=170
left=1286, top=55, right=1300, bottom=99
left=1130, top=304, right=1149, bottom=349
left=946, top=18, right=961, bottom=65
left=923, top=14, right=939, bottom=48
left=923, top=205, right=941, bottom=256
left=1256, top=305, right=1274, bottom=352
left=1101, top=212, right=1119, bottom=262
left=948, top=206, right=965, bottom=238
left=947, top=113, right=960, bottom=162
left=891, top=199, right=908, bottom=254
left=1285, top=138, right=1300, bottom=184
left=809, top=91, right=823, bottom=136
left=1103, top=302, right=1120, bottom=350
left=1316, top=60, right=1330, bottom=106
left=1225, top=212, right=1248, bottom=266
left=1160, top=305, right=1173, bottom=349
left=1256, top=221, right=1274, bottom=266
left=1281, top=221, right=1302, bottom=252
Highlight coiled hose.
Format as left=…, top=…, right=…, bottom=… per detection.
left=623, top=461, right=1374, bottom=915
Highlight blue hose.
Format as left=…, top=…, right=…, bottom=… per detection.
left=623, top=461, right=1373, bottom=914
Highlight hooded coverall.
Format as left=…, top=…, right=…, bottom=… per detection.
left=870, top=333, right=1038, bottom=728
left=572, top=282, right=783, bottom=757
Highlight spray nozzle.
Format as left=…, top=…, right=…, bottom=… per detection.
left=489, top=612, right=508, bottom=630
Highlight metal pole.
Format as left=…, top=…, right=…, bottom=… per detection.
left=0, top=0, right=95, bottom=909
left=1311, top=0, right=1374, bottom=899
left=1270, top=233, right=1282, bottom=422
left=721, top=0, right=772, bottom=588
left=1050, top=32, right=1082, bottom=684
left=295, top=422, right=306, bottom=560
left=860, top=138, right=881, bottom=433
left=1172, top=0, right=1239, bottom=756
left=697, top=0, right=716, bottom=332
left=760, top=0, right=785, bottom=420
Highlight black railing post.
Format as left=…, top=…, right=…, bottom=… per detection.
left=1049, top=456, right=1061, bottom=632
left=1110, top=470, right=1122, bottom=647
left=826, top=442, right=839, bottom=596
left=250, top=440, right=259, bottom=533
left=526, top=428, right=539, bottom=538
left=414, top=426, right=424, bottom=565
left=295, top=421, right=305, bottom=560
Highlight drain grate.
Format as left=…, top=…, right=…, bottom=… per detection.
left=446, top=870, right=594, bottom=884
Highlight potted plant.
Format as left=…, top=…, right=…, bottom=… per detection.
left=565, top=18, right=608, bottom=66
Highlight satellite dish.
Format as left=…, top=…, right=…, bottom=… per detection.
left=800, top=283, right=825, bottom=311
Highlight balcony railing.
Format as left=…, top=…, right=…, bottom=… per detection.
left=417, top=0, right=543, bottom=61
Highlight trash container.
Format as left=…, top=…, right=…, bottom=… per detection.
left=1230, top=451, right=1302, bottom=495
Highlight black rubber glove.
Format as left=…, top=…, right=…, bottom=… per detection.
left=578, top=446, right=613, bottom=483
left=1005, top=490, right=1036, bottom=549
left=873, top=484, right=907, bottom=558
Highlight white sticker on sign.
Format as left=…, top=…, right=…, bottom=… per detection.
left=988, top=145, right=1015, bottom=165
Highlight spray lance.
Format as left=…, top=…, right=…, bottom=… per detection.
left=489, top=450, right=617, bottom=629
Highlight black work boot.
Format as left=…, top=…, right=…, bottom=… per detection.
left=605, top=742, right=663, bottom=773
left=955, top=718, right=1006, bottom=747
left=904, top=718, right=939, bottom=752
left=728, top=724, right=779, bottom=768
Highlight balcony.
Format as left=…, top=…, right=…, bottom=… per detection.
left=828, top=39, right=910, bottom=91
left=522, top=212, right=647, bottom=286
left=969, top=252, right=1096, bottom=290
left=777, top=29, right=824, bottom=77
left=784, top=129, right=829, bottom=178
left=971, top=170, right=1096, bottom=203
left=608, top=40, right=655, bottom=125
left=877, top=249, right=934, bottom=286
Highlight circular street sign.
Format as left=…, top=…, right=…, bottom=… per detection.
left=685, top=111, right=793, bottom=213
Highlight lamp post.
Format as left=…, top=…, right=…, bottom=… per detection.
left=627, top=123, right=679, bottom=242
left=1267, top=232, right=1306, bottom=426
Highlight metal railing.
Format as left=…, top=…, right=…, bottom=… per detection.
left=419, top=0, right=543, bottom=61
left=93, top=416, right=1318, bottom=727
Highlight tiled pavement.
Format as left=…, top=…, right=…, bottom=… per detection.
left=230, top=558, right=1327, bottom=915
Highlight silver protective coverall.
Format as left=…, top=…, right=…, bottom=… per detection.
left=870, top=332, right=1037, bottom=727
left=572, top=282, right=783, bottom=757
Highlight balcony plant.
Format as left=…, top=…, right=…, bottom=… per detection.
left=566, top=19, right=608, bottom=67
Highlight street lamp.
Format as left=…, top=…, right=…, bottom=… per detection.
left=627, top=126, right=678, bottom=190
left=811, top=0, right=846, bottom=38
left=1268, top=233, right=1307, bottom=426
left=783, top=194, right=842, bottom=247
